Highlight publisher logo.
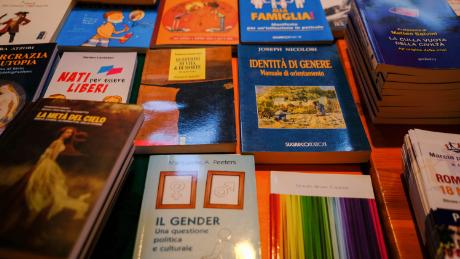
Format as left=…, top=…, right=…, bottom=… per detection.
left=97, top=65, right=123, bottom=76
left=445, top=142, right=460, bottom=153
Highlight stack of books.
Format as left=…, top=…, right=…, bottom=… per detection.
left=0, top=98, right=143, bottom=258
left=403, top=129, right=460, bottom=258
left=346, top=0, right=460, bottom=124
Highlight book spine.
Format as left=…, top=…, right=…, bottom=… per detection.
left=349, top=1, right=380, bottom=70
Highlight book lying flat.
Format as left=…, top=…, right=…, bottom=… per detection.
left=134, top=154, right=260, bottom=259
left=0, top=98, right=143, bottom=259
left=270, top=172, right=388, bottom=259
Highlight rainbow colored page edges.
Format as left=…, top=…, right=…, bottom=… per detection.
left=270, top=172, right=388, bottom=259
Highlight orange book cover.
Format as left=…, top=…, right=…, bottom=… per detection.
left=154, top=0, right=239, bottom=46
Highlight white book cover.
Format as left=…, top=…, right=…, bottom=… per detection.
left=409, top=129, right=460, bottom=212
left=134, top=155, right=260, bottom=259
left=271, top=172, right=375, bottom=199
left=45, top=52, right=137, bottom=103
left=0, top=0, right=73, bottom=45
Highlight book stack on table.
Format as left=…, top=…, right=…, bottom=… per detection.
left=403, top=129, right=460, bottom=259
left=346, top=0, right=460, bottom=124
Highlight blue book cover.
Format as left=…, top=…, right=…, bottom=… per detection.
left=56, top=5, right=157, bottom=49
left=239, top=0, right=333, bottom=43
left=354, top=0, right=460, bottom=70
left=238, top=45, right=370, bottom=163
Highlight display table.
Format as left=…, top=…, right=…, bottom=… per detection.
left=93, top=40, right=436, bottom=259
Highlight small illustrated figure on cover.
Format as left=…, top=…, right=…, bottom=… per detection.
left=82, top=10, right=135, bottom=47
left=314, top=101, right=326, bottom=116
left=251, top=0, right=305, bottom=9
left=0, top=12, right=31, bottom=43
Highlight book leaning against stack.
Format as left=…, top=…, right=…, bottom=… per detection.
left=403, top=129, right=460, bottom=259
left=346, top=0, right=460, bottom=124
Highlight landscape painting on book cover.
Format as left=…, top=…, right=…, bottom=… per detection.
left=255, top=86, right=346, bottom=129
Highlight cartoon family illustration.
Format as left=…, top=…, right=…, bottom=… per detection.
left=0, top=11, right=31, bottom=43
left=251, top=0, right=305, bottom=9
left=82, top=10, right=145, bottom=47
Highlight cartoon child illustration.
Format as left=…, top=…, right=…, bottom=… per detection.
left=0, top=12, right=31, bottom=43
left=82, top=10, right=132, bottom=47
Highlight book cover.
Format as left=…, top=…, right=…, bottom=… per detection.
left=44, top=52, right=137, bottom=103
left=134, top=154, right=260, bottom=259
left=270, top=172, right=388, bottom=259
left=0, top=43, right=57, bottom=134
left=238, top=45, right=370, bottom=163
left=0, top=0, right=73, bottom=45
left=0, top=98, right=143, bottom=258
left=154, top=0, right=239, bottom=45
left=239, top=0, right=333, bottom=43
left=406, top=129, right=460, bottom=216
left=56, top=4, right=157, bottom=50
left=353, top=0, right=460, bottom=72
left=403, top=129, right=460, bottom=258
left=321, top=0, right=351, bottom=37
left=141, top=47, right=233, bottom=85
left=135, top=80, right=236, bottom=153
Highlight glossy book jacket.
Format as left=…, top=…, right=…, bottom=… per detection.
left=44, top=52, right=137, bottom=103
left=353, top=0, right=460, bottom=71
left=0, top=98, right=143, bottom=258
left=56, top=4, right=157, bottom=49
left=135, top=80, right=236, bottom=153
left=238, top=44, right=370, bottom=163
left=239, top=0, right=333, bottom=43
left=0, top=43, right=57, bottom=134
left=134, top=154, right=260, bottom=259
left=0, top=0, right=73, bottom=45
left=154, top=0, right=239, bottom=45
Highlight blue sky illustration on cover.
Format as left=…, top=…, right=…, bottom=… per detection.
left=238, top=45, right=369, bottom=154
left=57, top=6, right=157, bottom=48
left=239, top=0, right=333, bottom=42
left=356, top=0, right=460, bottom=69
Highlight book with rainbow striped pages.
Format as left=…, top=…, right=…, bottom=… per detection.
left=270, top=172, right=388, bottom=259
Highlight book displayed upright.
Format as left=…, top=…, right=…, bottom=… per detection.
left=0, top=0, right=73, bottom=45
left=0, top=43, right=58, bottom=134
left=0, top=98, right=144, bottom=259
left=154, top=0, right=239, bottom=46
left=134, top=154, right=260, bottom=259
left=403, top=129, right=460, bottom=258
left=56, top=4, right=157, bottom=51
left=239, top=0, right=333, bottom=43
left=270, top=172, right=388, bottom=259
left=44, top=52, right=137, bottom=103
left=135, top=47, right=236, bottom=154
left=238, top=44, right=370, bottom=164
